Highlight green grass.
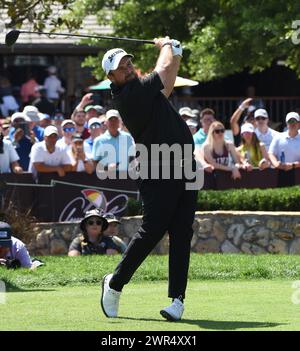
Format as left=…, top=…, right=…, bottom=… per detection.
left=1, top=280, right=300, bottom=331
left=1, top=254, right=300, bottom=290
left=1, top=254, right=300, bottom=331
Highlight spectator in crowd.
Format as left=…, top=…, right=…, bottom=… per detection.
left=203, top=121, right=243, bottom=179
left=39, top=114, right=52, bottom=129
left=92, top=109, right=135, bottom=171
left=51, top=110, right=65, bottom=137
left=254, top=109, right=279, bottom=151
left=29, top=125, right=72, bottom=177
left=0, top=118, right=11, bottom=139
left=0, top=77, right=19, bottom=117
left=73, top=109, right=90, bottom=140
left=102, top=213, right=124, bottom=245
left=20, top=73, right=40, bottom=105
left=178, top=107, right=197, bottom=122
left=230, top=98, right=256, bottom=147
left=43, top=66, right=65, bottom=107
left=0, top=129, right=23, bottom=174
left=67, top=133, right=94, bottom=174
left=237, top=123, right=270, bottom=170
left=56, top=119, right=76, bottom=151
left=0, top=222, right=32, bottom=269
left=84, top=117, right=104, bottom=159
left=186, top=119, right=198, bottom=135
left=269, top=112, right=300, bottom=171
left=23, top=105, right=44, bottom=141
left=9, top=112, right=36, bottom=171
left=193, top=108, right=216, bottom=147
left=32, top=86, right=56, bottom=117
left=68, top=209, right=127, bottom=256
left=84, top=105, right=105, bottom=120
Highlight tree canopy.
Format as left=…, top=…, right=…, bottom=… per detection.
left=3, top=0, right=300, bottom=82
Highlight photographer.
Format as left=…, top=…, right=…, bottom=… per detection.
left=0, top=222, right=32, bottom=269
left=0, top=126, right=23, bottom=174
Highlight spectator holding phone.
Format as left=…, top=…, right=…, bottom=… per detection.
left=68, top=133, right=94, bottom=174
left=203, top=121, right=243, bottom=179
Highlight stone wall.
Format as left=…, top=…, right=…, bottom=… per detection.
left=28, top=211, right=300, bottom=255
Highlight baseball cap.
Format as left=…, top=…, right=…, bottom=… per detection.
left=61, top=119, right=75, bottom=128
left=44, top=125, right=58, bottom=137
left=179, top=107, right=196, bottom=118
left=102, top=48, right=134, bottom=75
left=254, top=109, right=268, bottom=119
left=0, top=222, right=12, bottom=248
left=106, top=109, right=121, bottom=120
left=23, top=105, right=43, bottom=122
left=40, top=113, right=50, bottom=120
left=286, top=112, right=300, bottom=123
left=11, top=112, right=30, bottom=123
left=186, top=119, right=198, bottom=128
left=241, top=123, right=255, bottom=134
left=84, top=105, right=104, bottom=114
left=72, top=133, right=83, bottom=142
left=103, top=213, right=121, bottom=224
left=88, top=117, right=102, bottom=129
left=80, top=209, right=108, bottom=231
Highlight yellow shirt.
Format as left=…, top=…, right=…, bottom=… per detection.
left=239, top=144, right=262, bottom=167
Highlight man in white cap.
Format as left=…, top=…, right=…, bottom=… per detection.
left=269, top=112, right=300, bottom=170
left=92, top=109, right=135, bottom=171
left=23, top=105, right=45, bottom=141
left=43, top=66, right=65, bottom=107
left=29, top=125, right=72, bottom=177
left=100, top=38, right=197, bottom=322
left=178, top=106, right=197, bottom=122
left=254, top=108, right=279, bottom=151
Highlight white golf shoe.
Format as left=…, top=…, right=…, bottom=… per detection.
left=101, top=273, right=121, bottom=318
left=160, top=298, right=184, bottom=321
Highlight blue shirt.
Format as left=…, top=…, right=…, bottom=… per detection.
left=92, top=130, right=135, bottom=170
left=8, top=128, right=34, bottom=171
left=193, top=128, right=207, bottom=148
left=33, top=125, right=44, bottom=141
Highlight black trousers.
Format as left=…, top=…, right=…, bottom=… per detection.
left=110, top=178, right=197, bottom=299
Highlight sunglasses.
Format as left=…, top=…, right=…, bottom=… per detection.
left=255, top=117, right=268, bottom=121
left=214, top=129, right=225, bottom=134
left=53, top=116, right=64, bottom=120
left=287, top=119, right=298, bottom=124
left=87, top=220, right=102, bottom=226
left=90, top=124, right=101, bottom=129
left=63, top=127, right=75, bottom=132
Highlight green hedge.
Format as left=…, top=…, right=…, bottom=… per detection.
left=125, top=186, right=300, bottom=215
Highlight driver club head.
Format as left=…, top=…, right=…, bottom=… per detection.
left=5, top=30, right=20, bottom=47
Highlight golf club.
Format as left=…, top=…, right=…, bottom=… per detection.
left=5, top=29, right=155, bottom=47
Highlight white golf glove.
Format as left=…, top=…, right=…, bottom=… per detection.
left=171, top=39, right=183, bottom=57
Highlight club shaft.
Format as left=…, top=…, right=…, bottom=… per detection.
left=18, top=30, right=155, bottom=44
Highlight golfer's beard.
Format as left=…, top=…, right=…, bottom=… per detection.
left=125, top=72, right=137, bottom=82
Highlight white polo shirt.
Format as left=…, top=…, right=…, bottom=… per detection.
left=0, top=139, right=20, bottom=173
left=255, top=127, right=279, bottom=151
left=29, top=140, right=71, bottom=173
left=268, top=131, right=300, bottom=163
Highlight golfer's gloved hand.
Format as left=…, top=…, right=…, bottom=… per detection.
left=171, top=39, right=182, bottom=57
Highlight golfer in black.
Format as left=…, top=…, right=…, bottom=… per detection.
left=101, top=37, right=197, bottom=321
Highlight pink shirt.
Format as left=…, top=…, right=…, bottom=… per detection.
left=20, top=79, right=39, bottom=103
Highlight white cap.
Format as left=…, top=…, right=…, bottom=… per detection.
left=106, top=109, right=121, bottom=120
left=102, top=48, right=133, bottom=75
left=88, top=117, right=102, bottom=128
left=286, top=112, right=300, bottom=123
left=61, top=119, right=75, bottom=128
left=11, top=112, right=30, bottom=123
left=254, top=108, right=268, bottom=119
left=179, top=107, right=196, bottom=118
left=241, top=123, right=255, bottom=134
left=23, top=105, right=43, bottom=122
left=47, top=66, right=57, bottom=74
left=44, top=125, right=58, bottom=137
left=186, top=119, right=198, bottom=128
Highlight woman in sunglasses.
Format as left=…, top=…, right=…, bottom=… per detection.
left=68, top=209, right=127, bottom=256
left=237, top=123, right=270, bottom=170
left=203, top=121, right=244, bottom=179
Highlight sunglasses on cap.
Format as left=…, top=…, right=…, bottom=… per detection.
left=90, top=123, right=102, bottom=130
left=87, top=219, right=102, bottom=226
left=213, top=128, right=225, bottom=134
left=255, top=116, right=268, bottom=121
left=63, top=127, right=75, bottom=132
left=287, top=119, right=298, bottom=124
